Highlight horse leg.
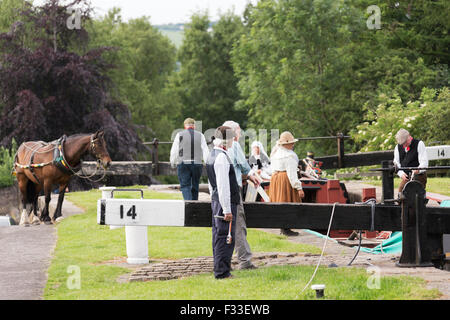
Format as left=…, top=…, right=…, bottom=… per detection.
left=17, top=175, right=30, bottom=227
left=53, top=184, right=68, bottom=222
left=30, top=185, right=42, bottom=226
left=40, top=181, right=53, bottom=225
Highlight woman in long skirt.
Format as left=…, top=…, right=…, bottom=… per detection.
left=269, top=131, right=305, bottom=236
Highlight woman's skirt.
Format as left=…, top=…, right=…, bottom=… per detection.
left=269, top=171, right=302, bottom=203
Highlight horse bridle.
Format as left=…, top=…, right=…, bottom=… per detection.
left=90, top=135, right=105, bottom=164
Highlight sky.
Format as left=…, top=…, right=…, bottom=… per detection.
left=35, top=0, right=257, bottom=25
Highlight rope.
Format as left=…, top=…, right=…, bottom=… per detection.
left=347, top=198, right=377, bottom=266
left=296, top=202, right=338, bottom=299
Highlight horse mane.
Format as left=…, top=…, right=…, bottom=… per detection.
left=65, top=133, right=92, bottom=141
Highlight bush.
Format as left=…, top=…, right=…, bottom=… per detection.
left=0, top=139, right=17, bottom=188
left=351, top=87, right=450, bottom=152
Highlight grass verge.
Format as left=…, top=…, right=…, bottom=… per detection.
left=43, top=187, right=441, bottom=300
left=363, top=177, right=450, bottom=196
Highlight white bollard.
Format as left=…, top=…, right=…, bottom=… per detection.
left=99, top=186, right=149, bottom=264
left=125, top=225, right=149, bottom=264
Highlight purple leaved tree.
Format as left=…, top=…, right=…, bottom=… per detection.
left=0, top=0, right=143, bottom=162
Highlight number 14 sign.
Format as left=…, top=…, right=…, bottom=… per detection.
left=426, top=146, right=450, bottom=161
left=120, top=204, right=138, bottom=222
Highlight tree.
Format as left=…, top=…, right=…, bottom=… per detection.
left=0, top=0, right=142, bottom=161
left=173, top=12, right=247, bottom=131
left=232, top=0, right=447, bottom=155
left=232, top=0, right=363, bottom=155
left=87, top=10, right=179, bottom=143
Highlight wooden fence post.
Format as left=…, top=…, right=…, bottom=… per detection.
left=381, top=160, right=394, bottom=203
left=152, top=138, right=159, bottom=176
left=337, top=133, right=345, bottom=168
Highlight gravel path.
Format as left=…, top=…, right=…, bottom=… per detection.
left=0, top=195, right=83, bottom=300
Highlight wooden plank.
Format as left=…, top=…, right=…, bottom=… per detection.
left=99, top=199, right=450, bottom=234
left=184, top=201, right=450, bottom=233
left=184, top=201, right=403, bottom=230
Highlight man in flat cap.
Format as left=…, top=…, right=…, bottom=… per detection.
left=170, top=118, right=210, bottom=200
left=393, top=128, right=428, bottom=193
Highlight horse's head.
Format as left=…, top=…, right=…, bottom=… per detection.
left=90, top=131, right=112, bottom=169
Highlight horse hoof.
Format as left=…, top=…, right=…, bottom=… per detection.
left=55, top=217, right=64, bottom=223
left=44, top=221, right=53, bottom=225
left=20, top=223, right=31, bottom=227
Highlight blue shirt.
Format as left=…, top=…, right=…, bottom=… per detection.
left=228, top=141, right=251, bottom=188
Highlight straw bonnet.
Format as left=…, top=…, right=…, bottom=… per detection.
left=277, top=131, right=298, bottom=145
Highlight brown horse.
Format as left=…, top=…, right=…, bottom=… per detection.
left=14, top=131, right=111, bottom=226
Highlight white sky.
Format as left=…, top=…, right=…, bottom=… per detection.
left=35, top=0, right=257, bottom=25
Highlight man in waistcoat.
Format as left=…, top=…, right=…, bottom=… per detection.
left=393, top=128, right=428, bottom=193
left=207, top=126, right=239, bottom=279
left=222, top=120, right=259, bottom=270
left=170, top=118, right=210, bottom=200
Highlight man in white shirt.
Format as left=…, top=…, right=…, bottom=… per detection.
left=393, top=128, right=428, bottom=193
left=170, top=118, right=210, bottom=200
left=222, top=120, right=259, bottom=270
left=206, top=126, right=240, bottom=279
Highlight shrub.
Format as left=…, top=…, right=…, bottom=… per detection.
left=0, top=139, right=17, bottom=188
left=351, top=87, right=450, bottom=152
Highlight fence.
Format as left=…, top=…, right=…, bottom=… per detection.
left=81, top=135, right=449, bottom=177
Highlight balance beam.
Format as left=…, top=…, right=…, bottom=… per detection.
left=97, top=186, right=450, bottom=267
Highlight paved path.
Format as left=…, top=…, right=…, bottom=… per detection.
left=0, top=196, right=83, bottom=300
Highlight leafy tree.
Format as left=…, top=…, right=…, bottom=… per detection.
left=232, top=0, right=363, bottom=155
left=0, top=0, right=142, bottom=160
left=87, top=10, right=179, bottom=144
left=173, top=12, right=247, bottom=131
left=346, top=0, right=447, bottom=114
left=232, top=0, right=447, bottom=155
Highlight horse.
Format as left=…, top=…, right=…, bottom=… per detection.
left=13, top=131, right=112, bottom=226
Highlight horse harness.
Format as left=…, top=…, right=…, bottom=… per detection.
left=15, top=135, right=100, bottom=184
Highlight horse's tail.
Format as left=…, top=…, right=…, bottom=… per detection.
left=25, top=179, right=37, bottom=204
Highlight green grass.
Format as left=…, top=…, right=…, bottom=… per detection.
left=43, top=186, right=441, bottom=300
left=363, top=177, right=450, bottom=196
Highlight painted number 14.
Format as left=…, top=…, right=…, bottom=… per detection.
left=120, top=205, right=137, bottom=220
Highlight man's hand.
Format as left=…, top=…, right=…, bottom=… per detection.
left=413, top=170, right=420, bottom=175
left=298, top=189, right=305, bottom=199
left=248, top=174, right=261, bottom=187
left=401, top=173, right=409, bottom=182
left=224, top=213, right=233, bottom=222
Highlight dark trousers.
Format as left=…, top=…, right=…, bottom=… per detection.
left=398, top=172, right=427, bottom=193
left=211, top=200, right=237, bottom=279
left=177, top=163, right=203, bottom=200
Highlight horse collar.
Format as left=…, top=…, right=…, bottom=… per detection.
left=53, top=135, right=79, bottom=175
